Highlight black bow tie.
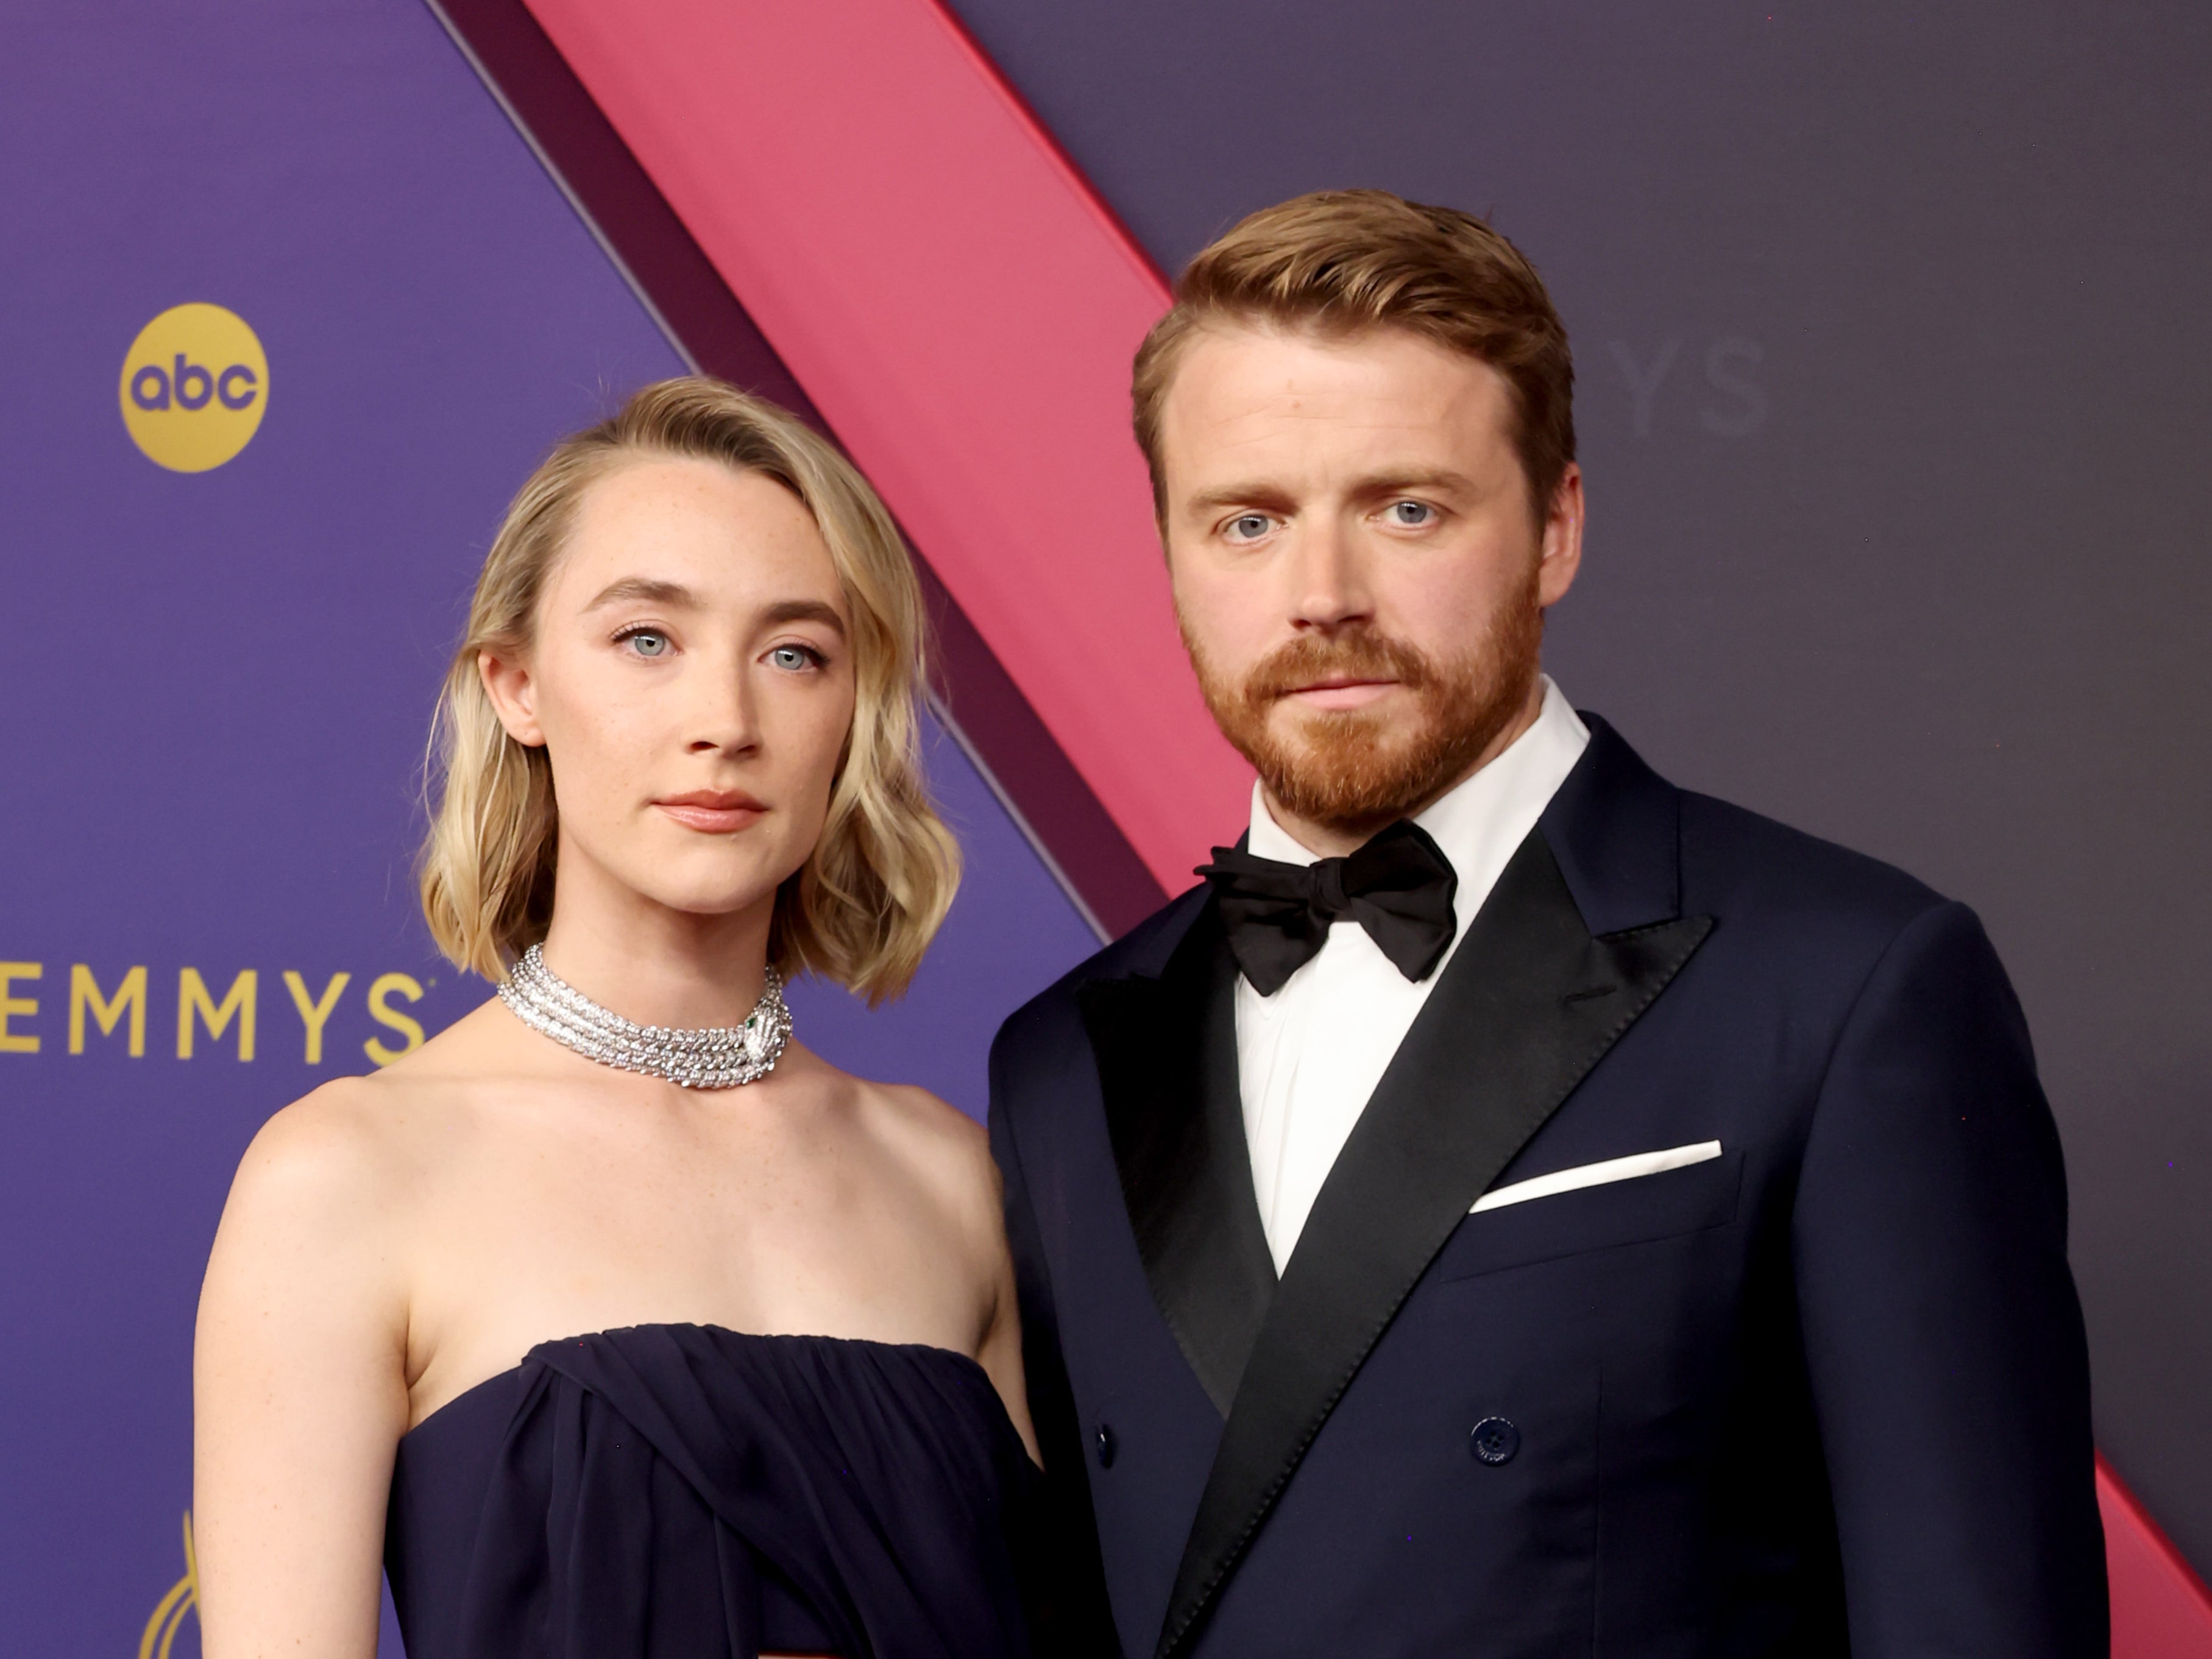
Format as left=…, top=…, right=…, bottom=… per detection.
left=1196, top=819, right=1459, bottom=997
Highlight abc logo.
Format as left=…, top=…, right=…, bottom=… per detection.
left=119, top=303, right=269, bottom=472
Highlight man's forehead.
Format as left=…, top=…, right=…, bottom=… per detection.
left=1161, top=324, right=1514, bottom=477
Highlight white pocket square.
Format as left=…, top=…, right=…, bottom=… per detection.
left=1471, top=1141, right=1724, bottom=1214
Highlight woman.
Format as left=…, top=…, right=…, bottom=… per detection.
left=194, top=378, right=1041, bottom=1659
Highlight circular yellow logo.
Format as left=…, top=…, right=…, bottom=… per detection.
left=118, top=303, right=269, bottom=472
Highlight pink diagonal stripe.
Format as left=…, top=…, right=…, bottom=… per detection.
left=521, top=0, right=1250, bottom=892
left=2100, top=1453, right=2212, bottom=1657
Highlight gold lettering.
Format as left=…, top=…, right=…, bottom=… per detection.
left=281, top=971, right=351, bottom=1066
left=177, top=968, right=257, bottom=1061
left=70, top=964, right=147, bottom=1056
left=364, top=972, right=426, bottom=1067
left=0, top=962, right=41, bottom=1054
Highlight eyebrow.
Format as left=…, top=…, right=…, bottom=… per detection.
left=1186, top=481, right=1299, bottom=515
left=584, top=576, right=700, bottom=611
left=1349, top=467, right=1481, bottom=498
left=1185, top=468, right=1481, bottom=514
left=759, top=599, right=846, bottom=637
left=581, top=583, right=846, bottom=637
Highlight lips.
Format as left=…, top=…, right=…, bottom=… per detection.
left=1283, top=677, right=1400, bottom=711
left=654, top=790, right=768, bottom=833
left=1238, top=632, right=1430, bottom=713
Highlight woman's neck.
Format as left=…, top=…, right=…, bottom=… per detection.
left=536, top=865, right=777, bottom=1031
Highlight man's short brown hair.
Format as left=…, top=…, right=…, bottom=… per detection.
left=1132, top=188, right=1575, bottom=525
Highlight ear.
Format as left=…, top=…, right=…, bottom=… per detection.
left=477, top=646, right=546, bottom=746
left=1536, top=462, right=1584, bottom=609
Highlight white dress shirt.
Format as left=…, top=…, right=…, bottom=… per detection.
left=1236, top=676, right=1590, bottom=1273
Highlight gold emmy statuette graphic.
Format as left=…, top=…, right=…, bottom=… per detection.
left=140, top=1512, right=199, bottom=1659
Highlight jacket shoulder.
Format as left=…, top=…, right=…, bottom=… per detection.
left=1678, top=787, right=1951, bottom=943
left=988, top=885, right=1212, bottom=1128
left=1555, top=715, right=1954, bottom=947
left=989, top=885, right=1208, bottom=1145
left=996, top=883, right=1208, bottom=1047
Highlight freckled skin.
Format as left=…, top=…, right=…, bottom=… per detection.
left=192, top=458, right=1031, bottom=1659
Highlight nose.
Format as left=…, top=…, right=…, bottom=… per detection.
left=684, top=649, right=760, bottom=757
left=1286, top=514, right=1373, bottom=634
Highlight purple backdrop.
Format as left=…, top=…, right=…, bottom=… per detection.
left=0, top=3, right=1099, bottom=1652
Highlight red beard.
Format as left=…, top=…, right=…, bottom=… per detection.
left=1185, top=570, right=1544, bottom=837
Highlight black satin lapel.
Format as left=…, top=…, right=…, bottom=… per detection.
left=1156, top=832, right=1713, bottom=1657
left=1080, top=907, right=1277, bottom=1417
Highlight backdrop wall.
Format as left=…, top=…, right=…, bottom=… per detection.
left=5, top=2, right=2207, bottom=1653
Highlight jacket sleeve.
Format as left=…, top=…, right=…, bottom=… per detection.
left=990, top=1019, right=1125, bottom=1659
left=1793, top=899, right=2107, bottom=1656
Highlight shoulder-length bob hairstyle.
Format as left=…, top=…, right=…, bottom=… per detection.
left=419, top=377, right=959, bottom=1004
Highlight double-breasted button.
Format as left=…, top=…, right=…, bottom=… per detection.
left=1469, top=1417, right=1520, bottom=1465
left=1095, top=1423, right=1118, bottom=1468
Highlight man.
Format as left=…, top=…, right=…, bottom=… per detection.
left=990, top=189, right=2106, bottom=1658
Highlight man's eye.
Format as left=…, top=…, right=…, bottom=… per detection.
left=768, top=645, right=820, bottom=672
left=622, top=630, right=670, bottom=657
left=1226, top=514, right=1273, bottom=542
left=1387, top=500, right=1435, bottom=526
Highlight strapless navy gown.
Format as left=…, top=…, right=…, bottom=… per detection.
left=385, top=1324, right=1042, bottom=1658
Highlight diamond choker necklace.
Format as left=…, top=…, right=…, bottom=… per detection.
left=497, top=943, right=792, bottom=1089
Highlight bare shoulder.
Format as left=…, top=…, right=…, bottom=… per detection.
left=218, top=999, right=504, bottom=1250
left=831, top=1065, right=1002, bottom=1229
left=868, top=1076, right=991, bottom=1162
left=218, top=1075, right=420, bottom=1253
left=195, top=1081, right=412, bottom=1371
left=867, top=1076, right=989, bottom=1149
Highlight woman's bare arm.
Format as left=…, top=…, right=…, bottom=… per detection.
left=978, top=1242, right=1041, bottom=1468
left=959, top=1123, right=1039, bottom=1467
left=870, top=1077, right=1042, bottom=1468
left=193, top=1081, right=413, bottom=1659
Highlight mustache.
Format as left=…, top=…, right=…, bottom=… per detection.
left=1238, top=630, right=1438, bottom=704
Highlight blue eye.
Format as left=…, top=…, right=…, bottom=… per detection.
left=1388, top=500, right=1434, bottom=526
left=623, top=630, right=670, bottom=657
left=1226, top=514, right=1273, bottom=542
left=768, top=645, right=820, bottom=672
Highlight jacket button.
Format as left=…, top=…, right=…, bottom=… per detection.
left=1096, top=1423, right=1118, bottom=1468
left=1469, top=1417, right=1520, bottom=1465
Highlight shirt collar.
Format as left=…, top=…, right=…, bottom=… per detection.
left=1246, top=676, right=1590, bottom=890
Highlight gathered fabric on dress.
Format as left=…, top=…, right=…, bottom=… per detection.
left=385, top=1324, right=1041, bottom=1659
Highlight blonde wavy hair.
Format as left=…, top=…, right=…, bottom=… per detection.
left=419, top=377, right=959, bottom=1003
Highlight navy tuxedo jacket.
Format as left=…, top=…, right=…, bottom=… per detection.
left=989, top=718, right=2105, bottom=1659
